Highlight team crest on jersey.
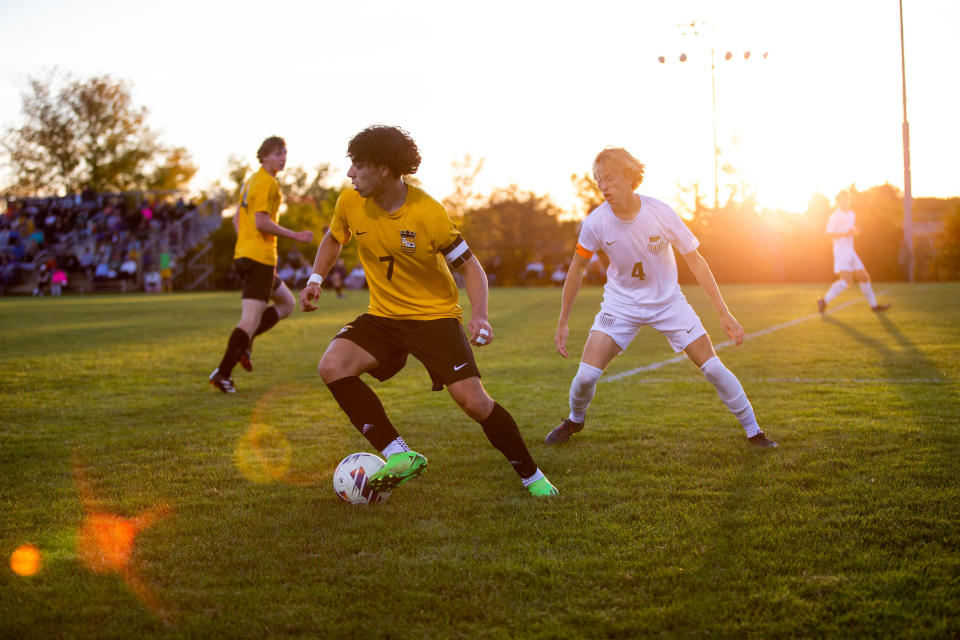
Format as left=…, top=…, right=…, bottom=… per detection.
left=400, top=230, right=417, bottom=254
left=647, top=235, right=666, bottom=255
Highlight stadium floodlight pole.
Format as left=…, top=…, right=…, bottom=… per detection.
left=660, top=22, right=766, bottom=211
left=899, top=0, right=914, bottom=282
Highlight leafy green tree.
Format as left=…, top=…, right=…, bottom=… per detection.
left=224, top=154, right=251, bottom=202
left=849, top=184, right=905, bottom=282
left=934, top=201, right=960, bottom=280
left=443, top=155, right=485, bottom=221
left=461, top=186, right=576, bottom=285
left=1, top=71, right=195, bottom=195
left=276, top=164, right=348, bottom=271
left=147, top=146, right=197, bottom=191
left=570, top=171, right=604, bottom=218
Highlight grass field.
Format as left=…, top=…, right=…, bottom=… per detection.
left=1, top=283, right=958, bottom=639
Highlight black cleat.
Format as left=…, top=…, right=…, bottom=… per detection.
left=209, top=368, right=236, bottom=394
left=545, top=418, right=584, bottom=445
left=817, top=298, right=827, bottom=314
left=871, top=304, right=890, bottom=312
left=748, top=430, right=778, bottom=448
left=238, top=348, right=252, bottom=372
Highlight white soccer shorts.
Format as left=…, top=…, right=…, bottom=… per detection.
left=833, top=246, right=866, bottom=274
left=589, top=295, right=707, bottom=354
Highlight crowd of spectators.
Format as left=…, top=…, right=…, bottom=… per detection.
left=1, top=190, right=199, bottom=295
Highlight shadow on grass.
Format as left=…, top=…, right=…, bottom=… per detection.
left=822, top=314, right=946, bottom=381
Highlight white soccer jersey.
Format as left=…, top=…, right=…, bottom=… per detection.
left=825, top=208, right=857, bottom=255
left=577, top=194, right=699, bottom=309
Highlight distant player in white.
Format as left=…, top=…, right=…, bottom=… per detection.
left=817, top=190, right=890, bottom=314
left=546, top=147, right=777, bottom=447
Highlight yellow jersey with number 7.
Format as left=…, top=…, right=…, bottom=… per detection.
left=329, top=185, right=464, bottom=320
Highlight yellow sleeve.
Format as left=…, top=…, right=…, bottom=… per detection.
left=329, top=191, right=353, bottom=245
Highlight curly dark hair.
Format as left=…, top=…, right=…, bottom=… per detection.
left=347, top=125, right=422, bottom=177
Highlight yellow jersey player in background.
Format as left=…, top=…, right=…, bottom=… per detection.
left=299, top=125, right=557, bottom=498
left=209, top=136, right=314, bottom=393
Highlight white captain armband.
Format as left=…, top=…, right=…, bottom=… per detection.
left=307, top=273, right=323, bottom=286
left=440, top=236, right=473, bottom=270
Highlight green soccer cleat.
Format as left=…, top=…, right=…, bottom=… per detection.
left=527, top=477, right=559, bottom=498
left=368, top=451, right=428, bottom=492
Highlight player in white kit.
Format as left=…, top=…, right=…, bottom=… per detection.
left=546, top=147, right=777, bottom=447
left=817, top=191, right=890, bottom=314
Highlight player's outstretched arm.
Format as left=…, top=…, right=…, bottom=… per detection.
left=460, top=256, right=493, bottom=346
left=300, top=231, right=343, bottom=312
left=555, top=253, right=589, bottom=358
left=254, top=211, right=314, bottom=243
left=681, top=248, right=745, bottom=346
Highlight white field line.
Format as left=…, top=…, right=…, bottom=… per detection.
left=623, top=377, right=951, bottom=385
left=603, top=291, right=889, bottom=383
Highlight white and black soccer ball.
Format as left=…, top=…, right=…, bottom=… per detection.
left=333, top=452, right=390, bottom=504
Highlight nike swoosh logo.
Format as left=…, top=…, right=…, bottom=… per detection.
left=356, top=231, right=369, bottom=236
left=686, top=325, right=697, bottom=333
left=606, top=240, right=616, bottom=245
left=453, top=363, right=468, bottom=371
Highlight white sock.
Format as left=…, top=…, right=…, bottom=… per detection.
left=859, top=282, right=878, bottom=307
left=824, top=279, right=847, bottom=303
left=700, top=356, right=760, bottom=437
left=381, top=437, right=410, bottom=459
left=569, top=362, right=603, bottom=423
left=521, top=468, right=544, bottom=487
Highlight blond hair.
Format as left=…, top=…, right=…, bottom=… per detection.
left=593, top=147, right=646, bottom=189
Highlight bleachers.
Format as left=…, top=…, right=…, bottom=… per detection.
left=1, top=191, right=224, bottom=295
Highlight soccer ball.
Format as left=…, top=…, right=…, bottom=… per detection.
left=332, top=452, right=391, bottom=504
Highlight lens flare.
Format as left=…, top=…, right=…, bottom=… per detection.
left=234, top=384, right=347, bottom=487
left=10, top=544, right=41, bottom=576
left=73, top=455, right=174, bottom=622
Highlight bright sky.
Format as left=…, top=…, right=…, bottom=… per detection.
left=0, top=0, right=957, bottom=214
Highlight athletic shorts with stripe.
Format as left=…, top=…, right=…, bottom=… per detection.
left=334, top=314, right=481, bottom=391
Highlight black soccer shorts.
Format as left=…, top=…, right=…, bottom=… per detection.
left=234, top=257, right=281, bottom=302
left=334, top=313, right=481, bottom=391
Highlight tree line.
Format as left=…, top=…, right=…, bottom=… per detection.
left=4, top=73, right=959, bottom=284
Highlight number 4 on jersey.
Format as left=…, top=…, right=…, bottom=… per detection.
left=631, top=261, right=645, bottom=280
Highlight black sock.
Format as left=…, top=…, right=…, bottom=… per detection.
left=217, top=328, right=250, bottom=377
left=480, top=402, right=537, bottom=479
left=253, top=306, right=280, bottom=337
left=326, top=376, right=400, bottom=451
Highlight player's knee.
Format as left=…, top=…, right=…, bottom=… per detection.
left=235, top=320, right=257, bottom=338
left=318, top=357, right=345, bottom=384
left=458, top=392, right=494, bottom=421
left=573, top=362, right=603, bottom=391
left=272, top=300, right=293, bottom=319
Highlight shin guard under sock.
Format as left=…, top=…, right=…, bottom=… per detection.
left=480, top=402, right=537, bottom=479
left=218, top=328, right=250, bottom=377
left=326, top=376, right=400, bottom=451
left=253, top=306, right=280, bottom=337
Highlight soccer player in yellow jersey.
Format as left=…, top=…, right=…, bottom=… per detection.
left=209, top=136, right=314, bottom=393
left=299, top=126, right=557, bottom=497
